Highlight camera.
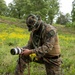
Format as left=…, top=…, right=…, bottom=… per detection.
left=10, top=47, right=23, bottom=55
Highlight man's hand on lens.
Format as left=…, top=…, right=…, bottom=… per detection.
left=20, top=49, right=33, bottom=56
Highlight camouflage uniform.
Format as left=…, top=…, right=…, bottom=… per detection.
left=15, top=16, right=62, bottom=75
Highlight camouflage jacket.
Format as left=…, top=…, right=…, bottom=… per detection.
left=25, top=22, right=61, bottom=58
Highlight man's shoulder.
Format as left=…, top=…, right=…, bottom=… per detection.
left=45, top=24, right=57, bottom=37
left=45, top=24, right=56, bottom=32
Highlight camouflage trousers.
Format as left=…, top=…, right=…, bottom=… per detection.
left=15, top=55, right=62, bottom=75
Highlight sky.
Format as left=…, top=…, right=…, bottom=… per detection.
left=59, top=0, right=74, bottom=15
left=4, top=0, right=74, bottom=15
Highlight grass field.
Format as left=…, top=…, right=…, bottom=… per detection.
left=0, top=16, right=75, bottom=75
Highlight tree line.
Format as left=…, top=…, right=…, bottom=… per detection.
left=0, top=0, right=75, bottom=26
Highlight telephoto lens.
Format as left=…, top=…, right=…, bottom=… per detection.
left=10, top=47, right=22, bottom=55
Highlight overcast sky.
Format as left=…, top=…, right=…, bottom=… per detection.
left=4, top=0, right=74, bottom=15
left=59, top=0, right=74, bottom=15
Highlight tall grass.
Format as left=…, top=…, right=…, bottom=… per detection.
left=0, top=16, right=17, bottom=22
left=58, top=31, right=75, bottom=75
left=0, top=23, right=46, bottom=75
left=0, top=23, right=75, bottom=75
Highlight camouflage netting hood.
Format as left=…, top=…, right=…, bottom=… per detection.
left=26, top=14, right=41, bottom=31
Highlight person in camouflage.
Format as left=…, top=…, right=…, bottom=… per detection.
left=15, top=14, right=62, bottom=75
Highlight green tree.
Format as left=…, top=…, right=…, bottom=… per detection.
left=71, top=0, right=75, bottom=22
left=8, top=0, right=26, bottom=19
left=46, top=0, right=59, bottom=24
left=28, top=0, right=48, bottom=20
left=8, top=0, right=48, bottom=19
left=56, top=12, right=71, bottom=25
left=8, top=0, right=59, bottom=24
left=0, top=0, right=7, bottom=15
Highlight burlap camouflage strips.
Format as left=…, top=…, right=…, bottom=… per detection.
left=15, top=15, right=62, bottom=75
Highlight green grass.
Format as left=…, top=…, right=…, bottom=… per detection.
left=0, top=16, right=75, bottom=75
left=0, top=15, right=27, bottom=28
left=57, top=27, right=75, bottom=75
left=0, top=15, right=17, bottom=22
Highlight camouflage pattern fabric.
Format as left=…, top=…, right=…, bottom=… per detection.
left=15, top=21, right=62, bottom=75
left=15, top=55, right=62, bottom=75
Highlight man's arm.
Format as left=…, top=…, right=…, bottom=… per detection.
left=21, top=30, right=57, bottom=57
left=32, top=30, right=56, bottom=57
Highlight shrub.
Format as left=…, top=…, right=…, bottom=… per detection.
left=66, top=22, right=75, bottom=27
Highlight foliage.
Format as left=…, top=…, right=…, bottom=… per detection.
left=56, top=12, right=71, bottom=25
left=66, top=21, right=75, bottom=27
left=7, top=0, right=59, bottom=24
left=0, top=0, right=7, bottom=16
left=46, top=0, right=59, bottom=24
left=71, top=0, right=75, bottom=22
